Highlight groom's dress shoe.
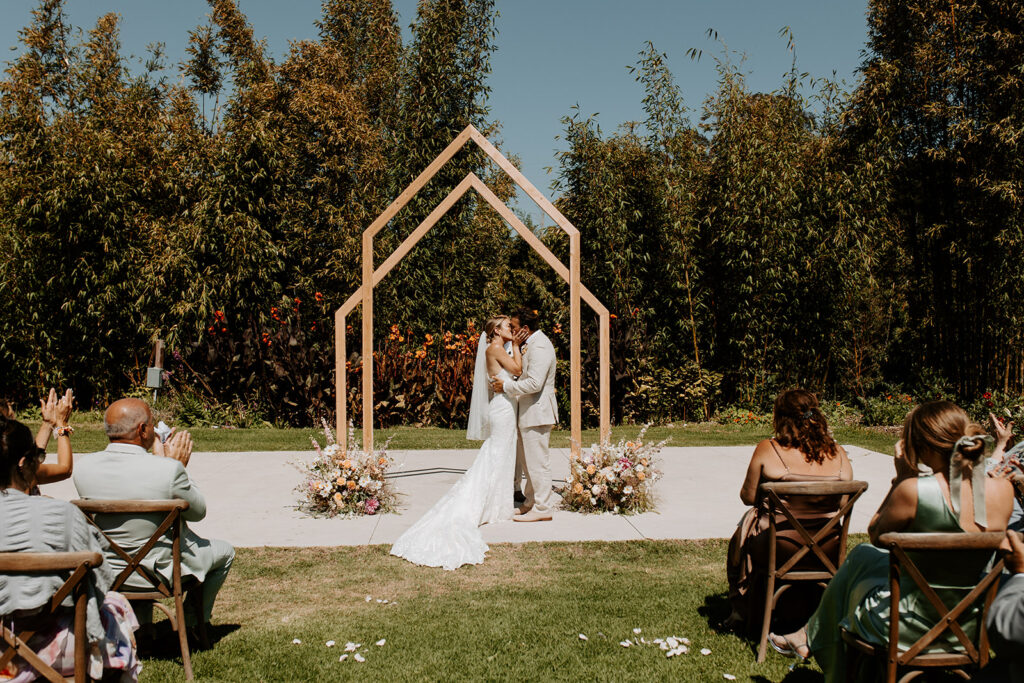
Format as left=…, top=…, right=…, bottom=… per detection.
left=513, top=509, right=552, bottom=522
left=514, top=505, right=532, bottom=516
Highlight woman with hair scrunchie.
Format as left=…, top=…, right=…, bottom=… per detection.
left=0, top=414, right=141, bottom=682
left=769, top=401, right=1015, bottom=681
left=726, top=389, right=853, bottom=630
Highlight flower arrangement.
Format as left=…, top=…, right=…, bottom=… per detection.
left=560, top=426, right=665, bottom=514
left=295, top=421, right=398, bottom=517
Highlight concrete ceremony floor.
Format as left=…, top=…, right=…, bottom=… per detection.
left=38, top=445, right=894, bottom=548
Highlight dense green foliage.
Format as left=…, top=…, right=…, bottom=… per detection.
left=2, top=0, right=1022, bottom=425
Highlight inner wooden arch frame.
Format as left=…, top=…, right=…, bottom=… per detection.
left=335, top=125, right=610, bottom=457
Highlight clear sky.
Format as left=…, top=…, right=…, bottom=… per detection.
left=1, top=0, right=871, bottom=223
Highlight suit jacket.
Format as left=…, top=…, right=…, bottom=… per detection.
left=504, top=330, right=558, bottom=428
left=73, top=443, right=213, bottom=588
left=989, top=573, right=1024, bottom=662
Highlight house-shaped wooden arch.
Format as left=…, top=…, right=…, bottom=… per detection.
left=336, top=125, right=610, bottom=457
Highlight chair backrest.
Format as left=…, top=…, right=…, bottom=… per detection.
left=758, top=480, right=869, bottom=579
left=878, top=531, right=1008, bottom=668
left=0, top=551, right=103, bottom=683
left=71, top=499, right=188, bottom=597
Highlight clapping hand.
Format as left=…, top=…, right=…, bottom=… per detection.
left=154, top=428, right=193, bottom=467
left=990, top=412, right=1014, bottom=449
left=40, top=388, right=74, bottom=428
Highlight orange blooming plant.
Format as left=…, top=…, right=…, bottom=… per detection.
left=560, top=425, right=665, bottom=514
left=295, top=420, right=398, bottom=517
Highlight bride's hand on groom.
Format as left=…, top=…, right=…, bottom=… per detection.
left=489, top=376, right=505, bottom=393
left=513, top=328, right=529, bottom=346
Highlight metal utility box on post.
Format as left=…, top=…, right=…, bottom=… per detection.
left=146, top=340, right=164, bottom=400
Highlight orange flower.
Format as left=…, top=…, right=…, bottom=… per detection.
left=610, top=313, right=618, bottom=319
left=573, top=482, right=584, bottom=494
left=586, top=464, right=596, bottom=475
left=346, top=480, right=357, bottom=490
left=378, top=457, right=388, bottom=466
left=415, top=348, right=427, bottom=359
left=637, top=472, right=646, bottom=481
left=314, top=292, right=323, bottom=302
left=424, top=333, right=434, bottom=346
left=333, top=492, right=343, bottom=502
left=341, top=459, right=353, bottom=470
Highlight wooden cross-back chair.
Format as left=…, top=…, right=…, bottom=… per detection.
left=71, top=499, right=205, bottom=680
left=755, top=479, right=869, bottom=662
left=841, top=531, right=1009, bottom=683
left=0, top=551, right=103, bottom=683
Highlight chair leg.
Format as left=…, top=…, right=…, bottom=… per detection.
left=174, top=592, right=194, bottom=680
left=757, top=574, right=777, bottom=663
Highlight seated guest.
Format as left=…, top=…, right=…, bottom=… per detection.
left=769, top=401, right=1015, bottom=682
left=984, top=530, right=1024, bottom=683
left=0, top=414, right=140, bottom=682
left=726, top=388, right=852, bottom=629
left=73, top=398, right=234, bottom=631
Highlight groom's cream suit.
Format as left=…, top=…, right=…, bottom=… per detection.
left=504, top=329, right=558, bottom=513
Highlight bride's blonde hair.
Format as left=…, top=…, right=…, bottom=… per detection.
left=484, top=315, right=509, bottom=342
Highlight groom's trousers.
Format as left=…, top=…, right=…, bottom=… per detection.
left=518, top=424, right=556, bottom=513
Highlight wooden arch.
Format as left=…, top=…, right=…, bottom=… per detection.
left=336, top=125, right=610, bottom=457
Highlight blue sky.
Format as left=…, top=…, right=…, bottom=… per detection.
left=1, top=1, right=870, bottom=223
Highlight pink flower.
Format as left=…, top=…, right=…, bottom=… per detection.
left=364, top=498, right=380, bottom=515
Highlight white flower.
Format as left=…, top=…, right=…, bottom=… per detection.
left=358, top=475, right=372, bottom=488
left=636, top=464, right=645, bottom=473
left=590, top=496, right=597, bottom=505
left=700, top=648, right=711, bottom=655
left=591, top=484, right=602, bottom=495
left=339, top=654, right=348, bottom=662
left=578, top=634, right=588, bottom=641
left=354, top=653, right=366, bottom=663
left=292, top=638, right=302, bottom=645
left=623, top=485, right=633, bottom=495
left=324, top=444, right=339, bottom=458
left=325, top=640, right=335, bottom=647
left=376, top=639, right=386, bottom=646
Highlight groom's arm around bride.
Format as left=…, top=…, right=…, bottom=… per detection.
left=491, top=310, right=558, bottom=521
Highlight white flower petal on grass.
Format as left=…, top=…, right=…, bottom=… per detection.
left=344, top=642, right=359, bottom=652
left=680, top=637, right=691, bottom=645
left=724, top=676, right=737, bottom=681
left=354, top=653, right=366, bottom=663
left=578, top=634, right=588, bottom=641
left=376, top=599, right=383, bottom=603
left=701, top=648, right=711, bottom=656
left=382, top=599, right=389, bottom=604
left=632, top=628, right=642, bottom=634
left=619, top=640, right=632, bottom=648
left=365, top=596, right=372, bottom=602
left=666, top=637, right=679, bottom=649
left=325, top=640, right=335, bottom=647
left=376, top=639, right=386, bottom=646
left=292, top=639, right=302, bottom=645
left=339, top=654, right=348, bottom=662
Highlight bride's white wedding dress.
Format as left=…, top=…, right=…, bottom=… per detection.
left=390, top=368, right=518, bottom=570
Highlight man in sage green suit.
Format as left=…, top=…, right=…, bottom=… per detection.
left=73, top=398, right=234, bottom=627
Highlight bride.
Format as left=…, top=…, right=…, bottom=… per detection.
left=390, top=315, right=523, bottom=570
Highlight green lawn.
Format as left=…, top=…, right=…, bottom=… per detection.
left=139, top=540, right=831, bottom=682
left=34, top=421, right=898, bottom=455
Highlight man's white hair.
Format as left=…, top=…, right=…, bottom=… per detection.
left=104, top=401, right=149, bottom=438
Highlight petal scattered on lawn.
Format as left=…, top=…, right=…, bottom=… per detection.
left=376, top=599, right=383, bottom=603
left=354, top=653, right=366, bottom=663
left=292, top=639, right=302, bottom=645
left=325, top=640, right=335, bottom=648
left=666, top=646, right=688, bottom=658
left=666, top=637, right=679, bottom=649
left=619, top=640, right=632, bottom=648
left=632, top=628, right=642, bottom=634
left=680, top=637, right=691, bottom=645
left=701, top=648, right=711, bottom=656
left=339, top=654, right=348, bottom=662
left=578, top=634, right=588, bottom=641
left=724, top=675, right=737, bottom=681
left=376, top=639, right=386, bottom=646
left=344, top=642, right=359, bottom=652
left=365, top=596, right=372, bottom=602
left=659, top=642, right=669, bottom=651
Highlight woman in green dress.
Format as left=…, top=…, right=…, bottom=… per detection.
left=768, top=401, right=1015, bottom=682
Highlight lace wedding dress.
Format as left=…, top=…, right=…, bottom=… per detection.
left=390, top=368, right=518, bottom=570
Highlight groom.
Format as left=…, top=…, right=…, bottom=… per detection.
left=490, top=309, right=558, bottom=522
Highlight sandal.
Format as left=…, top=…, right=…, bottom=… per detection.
left=768, top=632, right=809, bottom=661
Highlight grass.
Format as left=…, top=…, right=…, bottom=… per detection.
left=139, top=539, right=834, bottom=682
left=30, top=421, right=898, bottom=455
